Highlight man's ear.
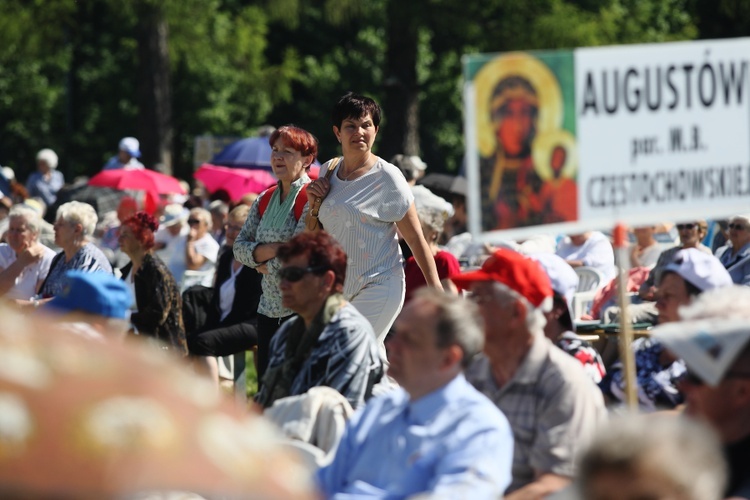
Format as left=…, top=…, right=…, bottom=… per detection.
left=441, top=344, right=463, bottom=371
left=332, top=126, right=341, bottom=143
left=510, top=298, right=527, bottom=322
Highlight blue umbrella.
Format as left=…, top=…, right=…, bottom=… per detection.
left=211, top=136, right=272, bottom=170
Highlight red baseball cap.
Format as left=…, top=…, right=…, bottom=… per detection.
left=451, top=248, right=554, bottom=309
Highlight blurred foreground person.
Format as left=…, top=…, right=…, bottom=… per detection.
left=654, top=285, right=750, bottom=499
left=39, top=270, right=133, bottom=341
left=318, top=288, right=513, bottom=498
left=574, top=415, right=726, bottom=500
left=454, top=248, right=606, bottom=497
left=0, top=302, right=315, bottom=499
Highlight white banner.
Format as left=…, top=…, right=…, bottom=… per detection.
left=464, top=38, right=750, bottom=242
left=576, top=37, right=750, bottom=228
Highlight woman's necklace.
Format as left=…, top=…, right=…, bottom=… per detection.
left=340, top=156, right=372, bottom=181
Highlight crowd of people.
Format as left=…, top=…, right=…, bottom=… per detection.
left=0, top=92, right=748, bottom=499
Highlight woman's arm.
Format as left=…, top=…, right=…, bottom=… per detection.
left=397, top=203, right=443, bottom=290
left=233, top=198, right=269, bottom=266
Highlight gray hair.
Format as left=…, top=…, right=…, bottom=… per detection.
left=678, top=285, right=750, bottom=369
left=229, top=204, right=250, bottom=223
left=36, top=148, right=58, bottom=169
left=416, top=205, right=447, bottom=237
left=56, top=201, right=98, bottom=237
left=579, top=415, right=726, bottom=500
left=412, top=287, right=484, bottom=368
left=679, top=285, right=750, bottom=322
left=189, top=207, right=212, bottom=231
left=730, top=213, right=750, bottom=227
left=9, top=205, right=41, bottom=235
left=208, top=199, right=229, bottom=216
left=488, top=281, right=548, bottom=336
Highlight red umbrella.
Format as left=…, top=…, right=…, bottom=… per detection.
left=89, top=169, right=186, bottom=215
left=194, top=164, right=277, bottom=201
left=89, top=168, right=186, bottom=196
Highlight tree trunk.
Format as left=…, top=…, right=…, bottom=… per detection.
left=380, top=0, right=420, bottom=161
left=136, top=2, right=173, bottom=174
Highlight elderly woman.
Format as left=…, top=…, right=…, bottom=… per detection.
left=26, top=148, right=65, bottom=207
left=306, top=92, right=441, bottom=352
left=188, top=205, right=262, bottom=379
left=38, top=201, right=112, bottom=298
left=167, top=207, right=220, bottom=289
left=404, top=190, right=460, bottom=304
left=715, top=214, right=750, bottom=285
left=0, top=205, right=57, bottom=301
left=119, top=212, right=187, bottom=354
left=234, top=125, right=317, bottom=383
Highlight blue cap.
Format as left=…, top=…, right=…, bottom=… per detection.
left=45, top=271, right=133, bottom=319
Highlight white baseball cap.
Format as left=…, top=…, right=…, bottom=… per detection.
left=662, top=248, right=732, bottom=291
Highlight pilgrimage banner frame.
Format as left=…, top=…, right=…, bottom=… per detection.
left=463, top=37, right=750, bottom=242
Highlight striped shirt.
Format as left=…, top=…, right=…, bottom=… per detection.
left=317, top=157, right=413, bottom=300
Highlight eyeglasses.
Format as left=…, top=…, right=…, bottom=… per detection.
left=224, top=224, right=243, bottom=232
left=676, top=223, right=696, bottom=231
left=278, top=265, right=328, bottom=283
left=187, top=218, right=201, bottom=226
left=729, top=223, right=749, bottom=231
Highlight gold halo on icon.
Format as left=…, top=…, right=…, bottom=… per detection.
left=474, top=53, right=563, bottom=158
left=532, top=129, right=578, bottom=182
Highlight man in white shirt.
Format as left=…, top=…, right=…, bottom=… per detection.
left=0, top=205, right=56, bottom=301
left=556, top=231, right=616, bottom=282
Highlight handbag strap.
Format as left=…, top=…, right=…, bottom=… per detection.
left=309, top=157, right=341, bottom=218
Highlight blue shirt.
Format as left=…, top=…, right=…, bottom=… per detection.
left=317, top=374, right=513, bottom=499
left=26, top=170, right=65, bottom=207
left=716, top=242, right=750, bottom=285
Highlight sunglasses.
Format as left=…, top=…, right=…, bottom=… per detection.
left=729, top=223, right=749, bottom=231
left=187, top=218, right=201, bottom=226
left=676, top=223, right=696, bottom=230
left=278, top=265, right=328, bottom=282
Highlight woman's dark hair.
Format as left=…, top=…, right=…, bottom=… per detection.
left=331, top=92, right=381, bottom=129
left=122, top=211, right=159, bottom=250
left=277, top=231, right=347, bottom=292
left=269, top=125, right=319, bottom=166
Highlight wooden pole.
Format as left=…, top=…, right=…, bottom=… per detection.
left=613, top=223, right=638, bottom=410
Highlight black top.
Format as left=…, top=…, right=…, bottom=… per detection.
left=121, top=253, right=188, bottom=355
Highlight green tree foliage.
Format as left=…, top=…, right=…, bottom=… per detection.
left=0, top=0, right=740, bottom=188
left=0, top=0, right=299, bottom=183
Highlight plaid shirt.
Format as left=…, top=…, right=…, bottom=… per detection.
left=466, top=337, right=606, bottom=493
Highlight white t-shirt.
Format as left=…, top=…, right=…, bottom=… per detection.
left=318, top=157, right=414, bottom=299
left=556, top=231, right=616, bottom=282
left=167, top=233, right=220, bottom=287
left=154, top=224, right=188, bottom=274
left=0, top=243, right=57, bottom=300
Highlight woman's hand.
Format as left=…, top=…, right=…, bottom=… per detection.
left=256, top=263, right=270, bottom=275
left=306, top=177, right=331, bottom=206
left=253, top=243, right=282, bottom=263
left=17, top=243, right=46, bottom=267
